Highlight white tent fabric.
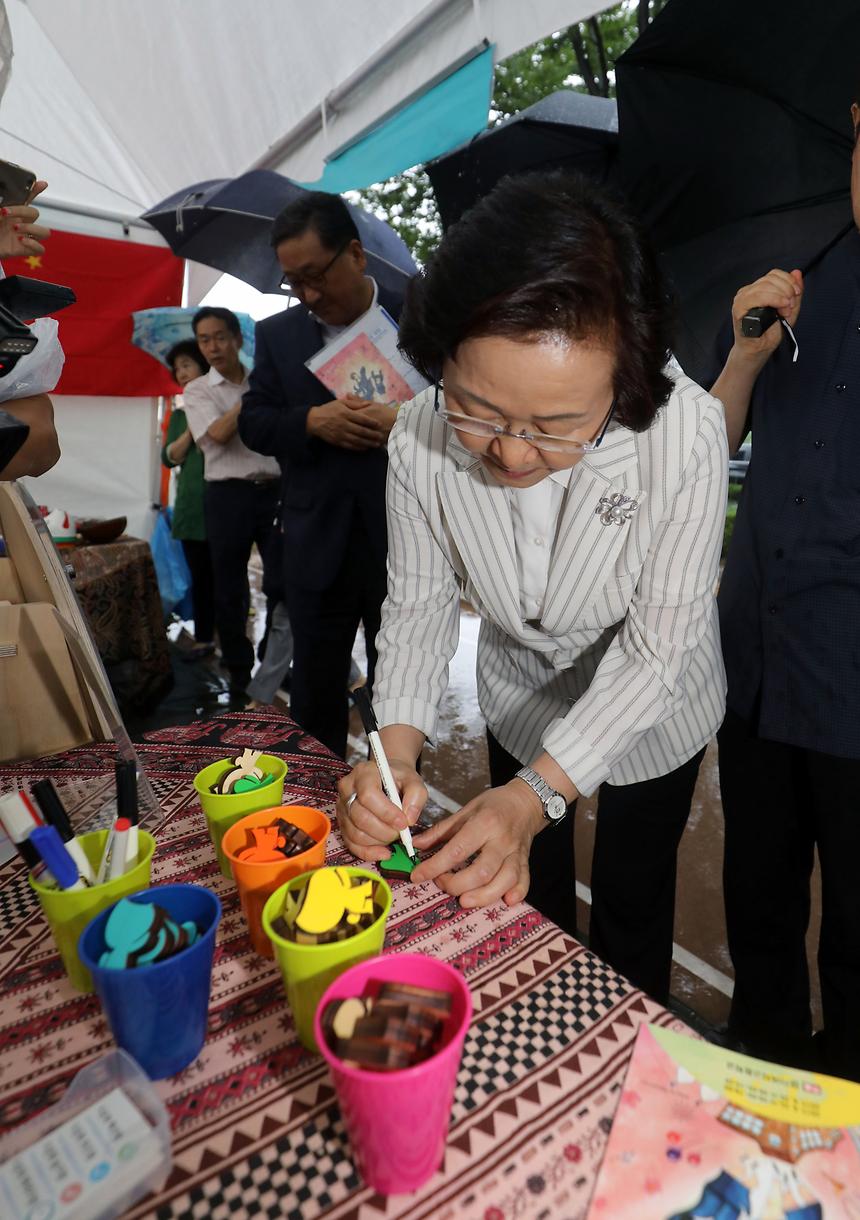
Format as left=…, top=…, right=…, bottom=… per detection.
left=2, top=0, right=607, bottom=220
left=20, top=396, right=162, bottom=540
left=1, top=0, right=612, bottom=541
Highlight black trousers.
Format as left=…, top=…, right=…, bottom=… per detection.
left=204, top=479, right=280, bottom=692
left=487, top=731, right=705, bottom=1004
left=180, top=538, right=215, bottom=644
left=719, top=708, right=860, bottom=1081
left=286, top=519, right=387, bottom=759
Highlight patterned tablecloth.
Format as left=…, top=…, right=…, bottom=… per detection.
left=69, top=537, right=172, bottom=715
left=0, top=711, right=683, bottom=1220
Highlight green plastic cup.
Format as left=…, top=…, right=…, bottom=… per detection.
left=192, top=754, right=288, bottom=877
left=30, top=828, right=156, bottom=993
left=262, top=867, right=392, bottom=1052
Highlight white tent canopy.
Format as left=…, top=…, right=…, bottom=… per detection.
left=0, top=0, right=611, bottom=538
left=3, top=0, right=607, bottom=219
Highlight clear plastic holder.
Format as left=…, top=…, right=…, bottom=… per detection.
left=0, top=1049, right=171, bottom=1220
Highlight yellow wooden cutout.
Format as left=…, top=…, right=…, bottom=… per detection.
left=295, top=868, right=375, bottom=935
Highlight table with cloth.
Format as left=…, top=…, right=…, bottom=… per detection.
left=68, top=536, right=172, bottom=715
left=0, top=710, right=683, bottom=1220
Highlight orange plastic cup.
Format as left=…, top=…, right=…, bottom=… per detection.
left=221, top=805, right=330, bottom=957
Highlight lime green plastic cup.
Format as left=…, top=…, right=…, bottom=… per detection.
left=30, top=828, right=156, bottom=993
left=192, top=754, right=288, bottom=877
left=262, top=867, right=392, bottom=1052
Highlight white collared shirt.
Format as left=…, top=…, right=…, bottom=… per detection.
left=314, top=278, right=379, bottom=345
left=507, top=469, right=570, bottom=621
left=183, top=366, right=280, bottom=483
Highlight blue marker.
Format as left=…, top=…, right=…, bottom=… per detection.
left=29, top=825, right=88, bottom=891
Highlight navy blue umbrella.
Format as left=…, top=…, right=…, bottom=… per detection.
left=426, top=90, right=618, bottom=230
left=142, top=170, right=417, bottom=296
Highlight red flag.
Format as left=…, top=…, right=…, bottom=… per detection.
left=3, top=230, right=184, bottom=396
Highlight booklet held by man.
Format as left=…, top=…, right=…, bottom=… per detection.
left=305, top=304, right=430, bottom=405
left=587, top=1024, right=860, bottom=1219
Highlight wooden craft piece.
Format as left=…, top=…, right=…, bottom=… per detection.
left=237, top=825, right=287, bottom=863
left=322, top=997, right=373, bottom=1042
left=295, top=868, right=375, bottom=935
left=323, top=979, right=454, bottom=1071
left=377, top=840, right=417, bottom=881
left=99, top=898, right=198, bottom=969
left=213, top=749, right=267, bottom=795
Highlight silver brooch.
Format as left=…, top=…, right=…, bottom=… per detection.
left=596, top=492, right=638, bottom=526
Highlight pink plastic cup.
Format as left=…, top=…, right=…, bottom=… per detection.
left=313, top=952, right=472, bottom=1195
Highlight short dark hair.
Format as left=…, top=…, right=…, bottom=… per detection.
left=165, top=339, right=209, bottom=377
left=192, top=306, right=241, bottom=338
left=270, top=190, right=360, bottom=252
left=398, top=172, right=674, bottom=431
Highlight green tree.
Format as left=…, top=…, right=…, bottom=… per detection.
left=349, top=0, right=665, bottom=264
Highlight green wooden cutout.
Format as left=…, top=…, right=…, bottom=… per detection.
left=378, top=840, right=417, bottom=880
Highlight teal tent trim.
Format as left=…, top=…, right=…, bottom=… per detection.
left=300, top=45, right=494, bottom=194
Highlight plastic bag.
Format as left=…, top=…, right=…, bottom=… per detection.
left=0, top=317, right=65, bottom=402
left=150, top=508, right=192, bottom=618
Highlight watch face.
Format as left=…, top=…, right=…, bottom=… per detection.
left=546, top=793, right=567, bottom=823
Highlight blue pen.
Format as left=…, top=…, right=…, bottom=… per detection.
left=29, top=826, right=88, bottom=891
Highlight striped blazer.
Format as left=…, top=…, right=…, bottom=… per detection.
left=373, top=375, right=728, bottom=795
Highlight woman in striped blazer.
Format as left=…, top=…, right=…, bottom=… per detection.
left=338, top=173, right=728, bottom=1002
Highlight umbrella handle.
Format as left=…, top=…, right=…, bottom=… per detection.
left=740, top=305, right=779, bottom=338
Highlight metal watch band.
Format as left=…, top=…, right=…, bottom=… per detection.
left=514, top=766, right=567, bottom=824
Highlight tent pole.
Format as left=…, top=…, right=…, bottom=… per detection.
left=247, top=0, right=471, bottom=172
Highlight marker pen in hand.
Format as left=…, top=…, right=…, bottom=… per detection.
left=31, top=778, right=96, bottom=885
left=29, top=825, right=88, bottom=891
left=351, top=687, right=416, bottom=859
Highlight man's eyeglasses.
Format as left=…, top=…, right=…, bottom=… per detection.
left=278, top=240, right=350, bottom=296
left=434, top=383, right=617, bottom=455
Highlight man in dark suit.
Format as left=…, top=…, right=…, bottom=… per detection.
left=239, top=192, right=406, bottom=758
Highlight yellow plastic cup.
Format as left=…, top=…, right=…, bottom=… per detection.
left=192, top=754, right=288, bottom=877
left=262, top=867, right=392, bottom=1053
left=221, top=805, right=331, bottom=958
left=30, top=829, right=156, bottom=993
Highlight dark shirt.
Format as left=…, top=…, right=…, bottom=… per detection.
left=718, top=228, right=860, bottom=758
left=238, top=283, right=404, bottom=592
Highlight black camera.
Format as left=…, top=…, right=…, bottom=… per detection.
left=0, top=276, right=76, bottom=376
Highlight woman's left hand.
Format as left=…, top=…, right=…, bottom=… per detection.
left=411, top=781, right=545, bottom=909
left=0, top=180, right=50, bottom=258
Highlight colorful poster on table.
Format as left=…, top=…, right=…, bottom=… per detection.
left=587, top=1024, right=860, bottom=1219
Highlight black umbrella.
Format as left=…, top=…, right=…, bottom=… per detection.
left=142, top=170, right=417, bottom=297
left=615, top=0, right=858, bottom=383
left=426, top=90, right=618, bottom=229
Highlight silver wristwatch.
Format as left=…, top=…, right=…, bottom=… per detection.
left=514, top=766, right=568, bottom=825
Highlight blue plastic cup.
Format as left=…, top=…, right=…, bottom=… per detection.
left=78, top=884, right=221, bottom=1080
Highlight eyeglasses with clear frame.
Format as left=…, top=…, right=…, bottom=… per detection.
left=278, top=240, right=351, bottom=297
left=434, top=382, right=617, bottom=455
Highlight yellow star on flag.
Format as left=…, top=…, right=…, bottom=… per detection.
left=25, top=255, right=42, bottom=269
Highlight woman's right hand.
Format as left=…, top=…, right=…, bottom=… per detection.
left=336, top=759, right=427, bottom=862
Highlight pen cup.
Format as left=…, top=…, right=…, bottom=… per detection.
left=77, top=883, right=221, bottom=1080
left=193, top=754, right=288, bottom=878
left=30, top=829, right=156, bottom=993
left=314, top=953, right=472, bottom=1195
left=262, top=867, right=392, bottom=1053
left=221, top=806, right=330, bottom=958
